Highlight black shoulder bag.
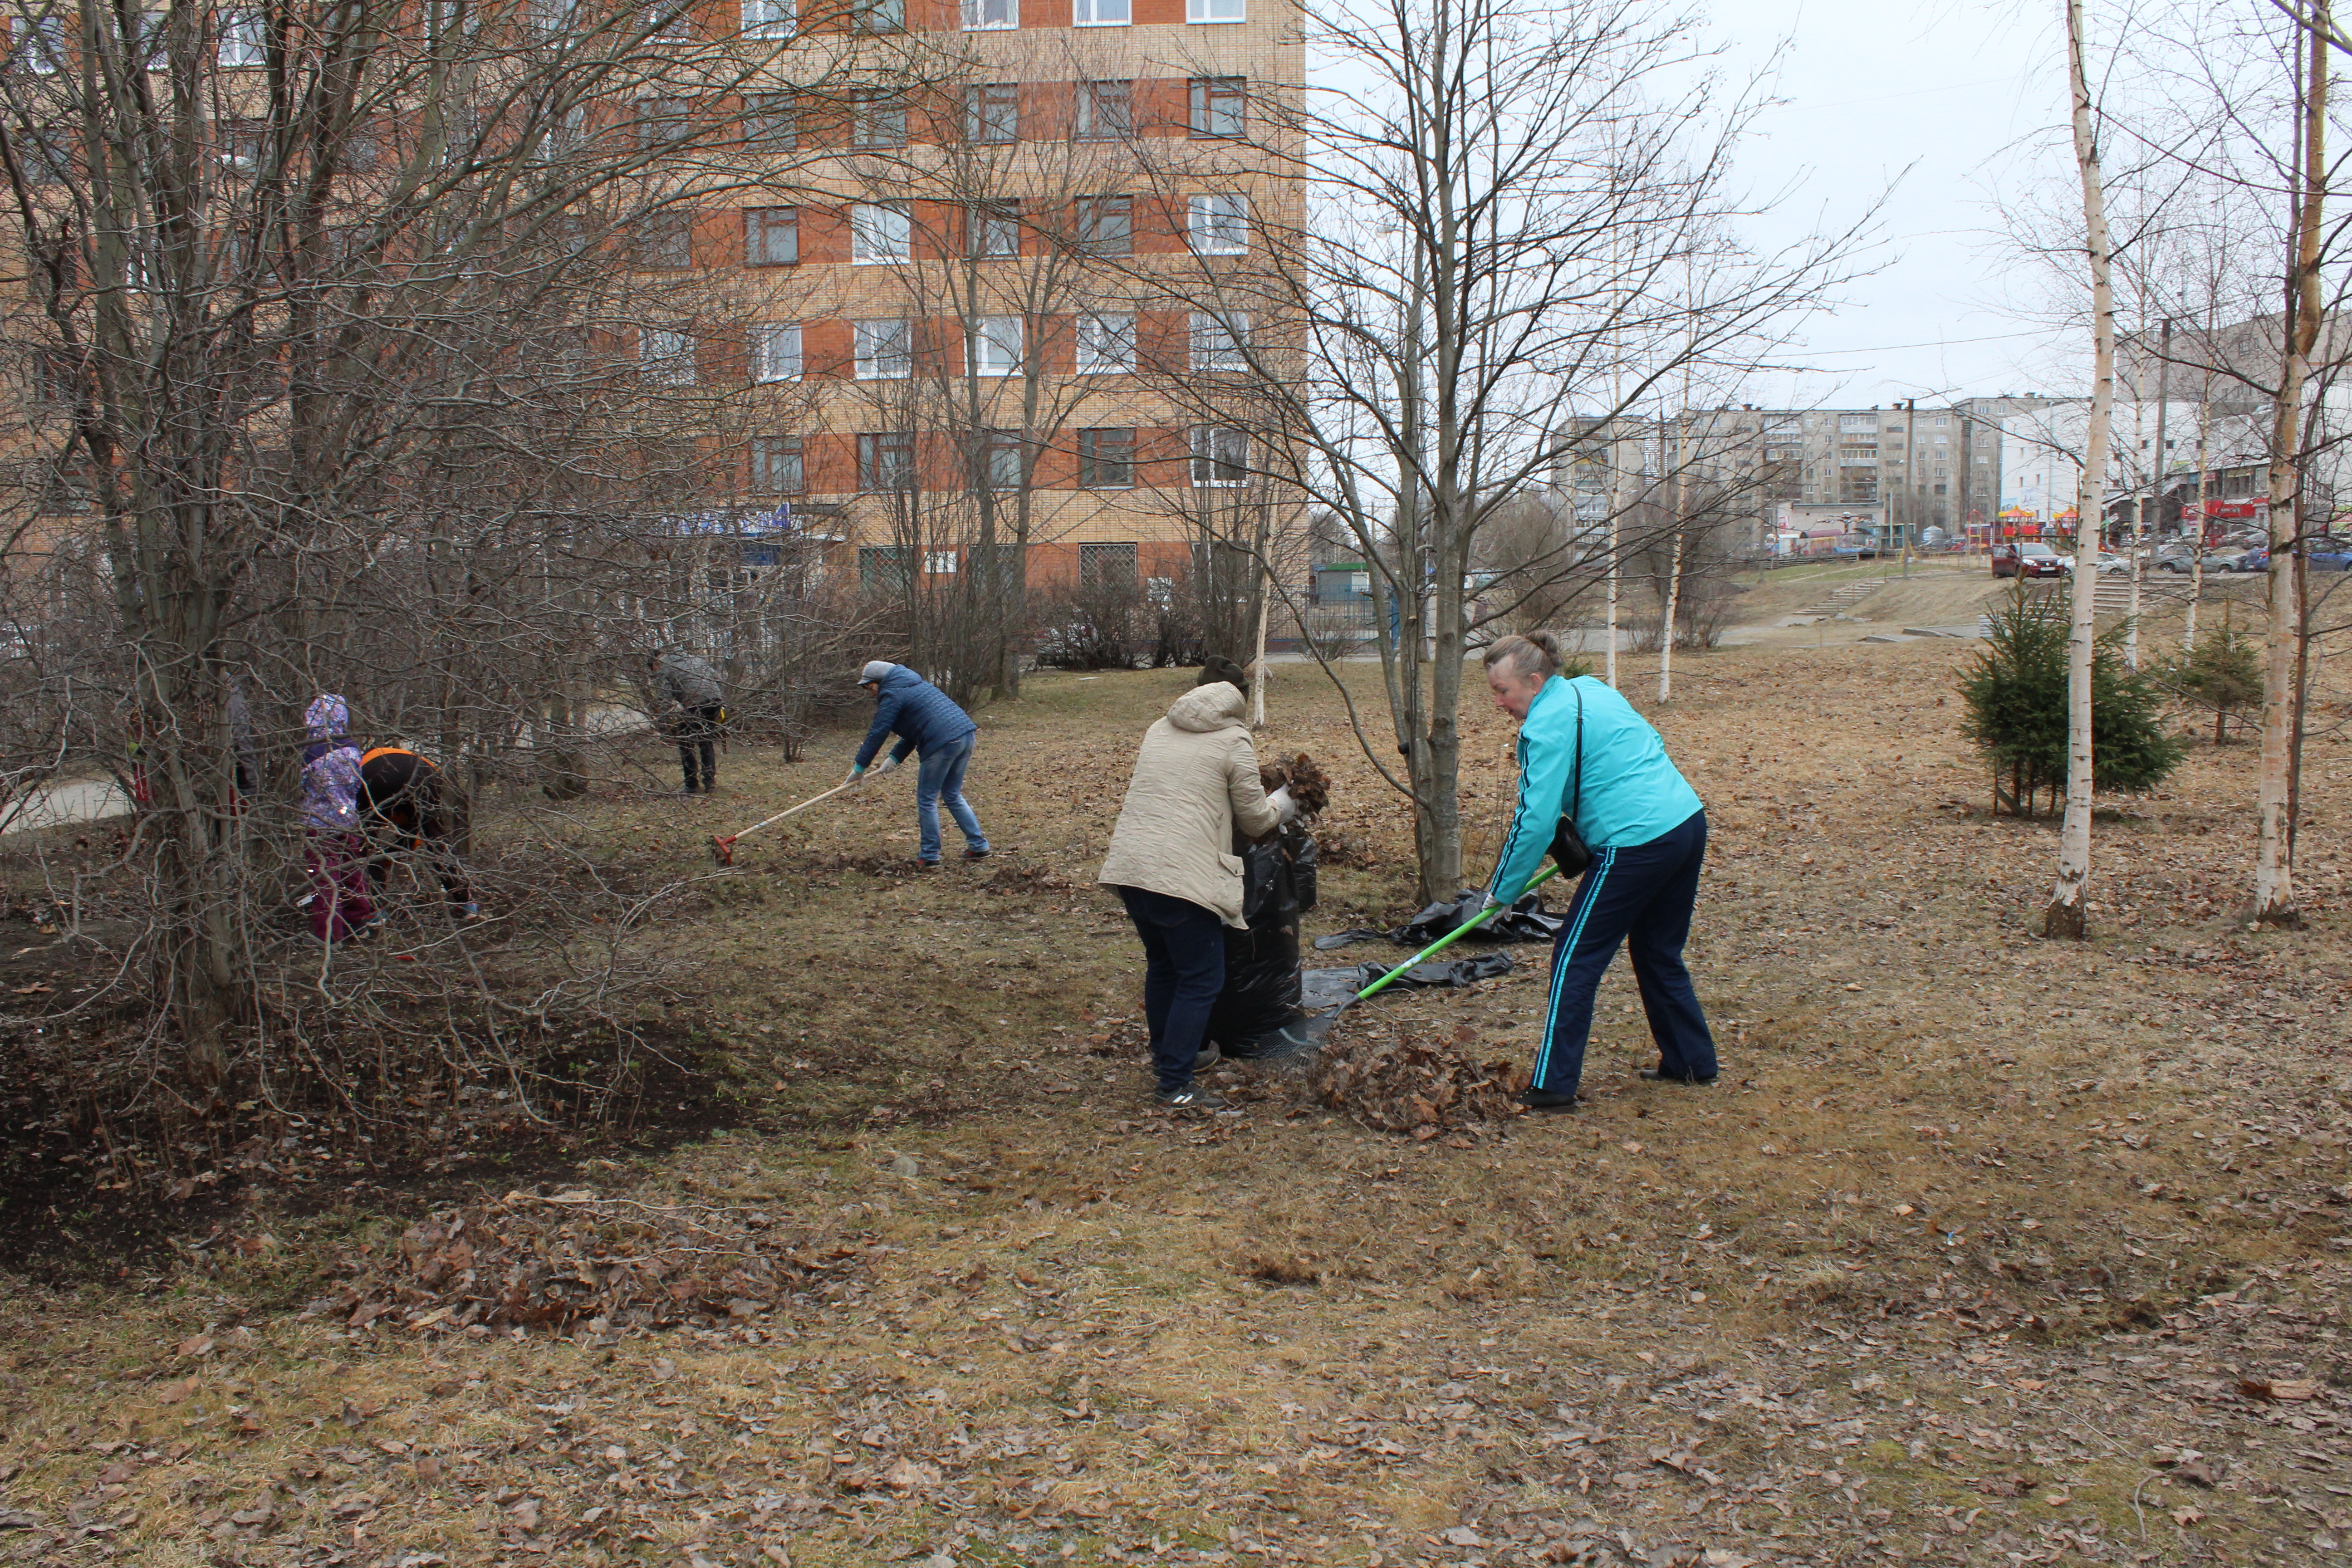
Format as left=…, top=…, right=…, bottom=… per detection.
left=1546, top=683, right=1592, bottom=877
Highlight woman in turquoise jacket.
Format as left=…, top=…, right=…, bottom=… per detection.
left=1481, top=631, right=1717, bottom=1111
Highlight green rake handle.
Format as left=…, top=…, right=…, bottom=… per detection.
left=1353, top=862, right=1563, bottom=1004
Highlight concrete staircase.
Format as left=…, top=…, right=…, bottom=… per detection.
left=1798, top=577, right=1886, bottom=617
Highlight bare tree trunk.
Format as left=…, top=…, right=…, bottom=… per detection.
left=2046, top=0, right=2117, bottom=940
left=2254, top=1, right=2324, bottom=926
left=1657, top=529, right=1684, bottom=701
left=2130, top=318, right=2170, bottom=669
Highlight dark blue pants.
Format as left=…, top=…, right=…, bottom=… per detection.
left=1533, top=809, right=1716, bottom=1097
left=1114, top=885, right=1225, bottom=1093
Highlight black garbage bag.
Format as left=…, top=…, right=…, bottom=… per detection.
left=1298, top=951, right=1515, bottom=1009
left=1205, top=824, right=1314, bottom=1049
left=1311, top=888, right=1562, bottom=951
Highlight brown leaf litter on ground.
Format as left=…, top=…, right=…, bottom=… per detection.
left=315, top=1189, right=874, bottom=1338
left=1311, top=1016, right=1530, bottom=1137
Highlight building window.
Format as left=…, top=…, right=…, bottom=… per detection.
left=1074, top=0, right=1128, bottom=21
left=851, top=203, right=911, bottom=263
left=750, top=322, right=802, bottom=382
left=1076, top=313, right=1136, bottom=373
left=752, top=436, right=804, bottom=493
left=1187, top=0, right=1242, bottom=20
left=1189, top=76, right=1243, bottom=137
left=979, top=430, right=1025, bottom=490
left=1190, top=311, right=1248, bottom=372
left=965, top=83, right=1019, bottom=144
left=634, top=96, right=692, bottom=149
left=218, top=9, right=265, bottom=64
left=1081, top=541, right=1138, bottom=585
left=962, top=0, right=1015, bottom=28
left=741, top=0, right=793, bottom=32
left=851, top=89, right=907, bottom=149
left=637, top=210, right=692, bottom=268
left=641, top=328, right=696, bottom=385
left=743, top=92, right=796, bottom=150
left=969, top=201, right=1020, bottom=257
left=21, top=12, right=64, bottom=72
left=970, top=316, right=1023, bottom=377
left=1188, top=193, right=1248, bottom=254
left=1075, top=195, right=1131, bottom=256
left=854, top=318, right=912, bottom=379
left=925, top=551, right=959, bottom=574
left=859, top=433, right=916, bottom=491
left=1078, top=428, right=1135, bottom=489
left=644, top=0, right=692, bottom=41
left=1077, top=79, right=1132, bottom=140
left=744, top=206, right=798, bottom=266
left=860, top=545, right=913, bottom=588
left=1191, top=425, right=1247, bottom=486
left=854, top=0, right=904, bottom=30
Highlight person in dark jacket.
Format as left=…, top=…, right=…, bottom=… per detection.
left=358, top=746, right=482, bottom=920
left=1482, top=630, right=1716, bottom=1112
left=848, top=661, right=990, bottom=867
left=650, top=649, right=725, bottom=795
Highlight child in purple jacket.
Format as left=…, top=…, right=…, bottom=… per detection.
left=301, top=694, right=376, bottom=942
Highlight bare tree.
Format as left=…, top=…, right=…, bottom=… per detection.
left=1126, top=0, right=1863, bottom=900
left=2046, top=0, right=2121, bottom=941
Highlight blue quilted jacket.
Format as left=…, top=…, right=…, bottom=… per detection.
left=854, top=666, right=977, bottom=768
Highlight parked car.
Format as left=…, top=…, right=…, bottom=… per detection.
left=2160, top=548, right=2241, bottom=573
left=2305, top=536, right=2352, bottom=571
left=2094, top=552, right=2133, bottom=576
left=2238, top=547, right=2269, bottom=573
left=1992, top=542, right=2070, bottom=579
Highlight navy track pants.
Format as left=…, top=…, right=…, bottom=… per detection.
left=1532, top=808, right=1717, bottom=1097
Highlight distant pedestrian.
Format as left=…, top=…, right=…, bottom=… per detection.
left=358, top=746, right=483, bottom=921
left=650, top=649, right=726, bottom=795
left=1483, top=632, right=1715, bottom=1112
left=299, top=694, right=376, bottom=943
left=1097, top=664, right=1296, bottom=1113
left=847, top=661, right=990, bottom=868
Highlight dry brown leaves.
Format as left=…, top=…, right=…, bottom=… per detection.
left=1260, top=753, right=1333, bottom=817
left=1309, top=1018, right=1526, bottom=1137
left=314, top=1189, right=867, bottom=1336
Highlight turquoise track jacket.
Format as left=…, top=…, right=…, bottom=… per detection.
left=1486, top=675, right=1704, bottom=904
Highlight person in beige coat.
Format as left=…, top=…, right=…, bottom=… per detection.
left=1098, top=661, right=1296, bottom=1111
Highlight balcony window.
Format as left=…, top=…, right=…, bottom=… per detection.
left=1075, top=194, right=1131, bottom=256
left=969, top=201, right=1020, bottom=257
left=744, top=206, right=798, bottom=266
left=218, top=10, right=266, bottom=65
left=1074, top=0, right=1128, bottom=21
left=1076, top=313, right=1136, bottom=373
left=970, top=316, right=1023, bottom=377
left=1076, top=80, right=1131, bottom=141
left=851, top=202, right=911, bottom=263
left=1191, top=425, right=1247, bottom=486
left=1187, top=0, right=1242, bottom=20
left=1187, top=193, right=1248, bottom=254
left=859, top=433, right=916, bottom=491
left=962, top=0, right=1015, bottom=29
left=641, top=329, right=696, bottom=385
left=742, top=0, right=794, bottom=31
left=743, top=92, right=797, bottom=150
left=965, top=83, right=1019, bottom=144
left=1189, top=76, right=1243, bottom=137
left=851, top=89, right=907, bottom=149
left=1190, top=310, right=1248, bottom=372
left=854, top=318, right=912, bottom=379
left=752, top=436, right=804, bottom=493
left=750, top=322, right=802, bottom=382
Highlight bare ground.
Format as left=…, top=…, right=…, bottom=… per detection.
left=1, top=618, right=2347, bottom=1568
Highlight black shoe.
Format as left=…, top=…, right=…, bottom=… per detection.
left=962, top=847, right=992, bottom=862
left=913, top=859, right=941, bottom=871
left=1153, top=1085, right=1232, bottom=1112
left=1639, top=1067, right=1719, bottom=1085
left=680, top=785, right=701, bottom=796
left=1516, top=1087, right=1581, bottom=1113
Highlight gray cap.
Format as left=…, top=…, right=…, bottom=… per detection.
left=859, top=661, right=894, bottom=686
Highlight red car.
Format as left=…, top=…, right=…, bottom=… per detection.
left=1992, top=542, right=2071, bottom=579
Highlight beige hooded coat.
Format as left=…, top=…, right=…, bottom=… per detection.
left=1096, top=682, right=1280, bottom=928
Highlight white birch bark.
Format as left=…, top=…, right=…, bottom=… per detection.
left=2046, top=0, right=2117, bottom=940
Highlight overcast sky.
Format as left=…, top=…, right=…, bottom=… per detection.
left=1722, top=0, right=2079, bottom=412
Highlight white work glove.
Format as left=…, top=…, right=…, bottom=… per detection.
left=845, top=767, right=865, bottom=788
left=1267, top=786, right=1298, bottom=826
left=872, top=755, right=902, bottom=776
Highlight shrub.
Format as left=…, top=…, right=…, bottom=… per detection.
left=2160, top=608, right=2264, bottom=744
left=1958, top=585, right=2185, bottom=815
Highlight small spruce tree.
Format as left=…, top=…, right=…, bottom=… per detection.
left=2161, top=606, right=2264, bottom=744
left=1959, top=584, right=2185, bottom=815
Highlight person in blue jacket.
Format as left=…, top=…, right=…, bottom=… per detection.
left=1481, top=630, right=1716, bottom=1111
left=847, top=660, right=991, bottom=868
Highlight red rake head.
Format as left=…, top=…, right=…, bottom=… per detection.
left=710, top=834, right=736, bottom=867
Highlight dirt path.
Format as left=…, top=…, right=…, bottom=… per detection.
left=1, top=642, right=2346, bottom=1568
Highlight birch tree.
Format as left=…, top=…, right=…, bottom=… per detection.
left=2046, top=0, right=2119, bottom=940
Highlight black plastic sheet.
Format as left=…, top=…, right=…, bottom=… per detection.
left=1310, top=889, right=1562, bottom=951
left=1298, top=950, right=1515, bottom=1010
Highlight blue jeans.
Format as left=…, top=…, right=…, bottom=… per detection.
left=915, top=732, right=987, bottom=862
left=1114, top=885, right=1225, bottom=1093
left=1533, top=809, right=1716, bottom=1097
